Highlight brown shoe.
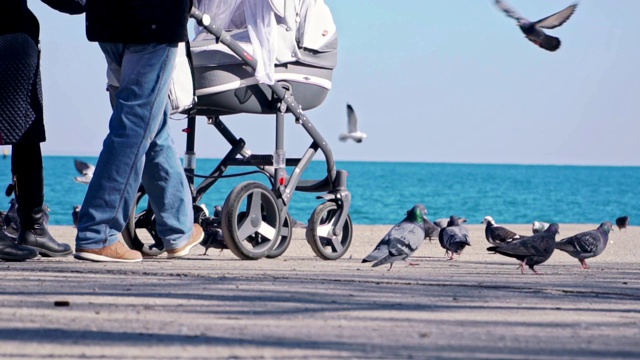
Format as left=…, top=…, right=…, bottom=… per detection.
left=75, top=241, right=142, bottom=263
left=166, top=224, right=204, bottom=259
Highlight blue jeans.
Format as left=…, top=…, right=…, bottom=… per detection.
left=76, top=42, right=193, bottom=251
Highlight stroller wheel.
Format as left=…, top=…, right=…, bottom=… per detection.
left=122, top=187, right=165, bottom=256
left=221, top=181, right=280, bottom=260
left=305, top=202, right=352, bottom=260
left=266, top=212, right=293, bottom=259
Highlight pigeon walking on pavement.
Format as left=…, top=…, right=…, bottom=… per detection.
left=362, top=204, right=429, bottom=270
left=339, top=104, right=367, bottom=143
left=435, top=217, right=467, bottom=229
left=74, top=159, right=95, bottom=184
left=615, top=216, right=629, bottom=231
left=482, top=216, right=521, bottom=246
left=495, top=0, right=578, bottom=52
left=424, top=218, right=440, bottom=241
left=555, top=221, right=613, bottom=269
left=438, top=215, right=471, bottom=260
left=487, top=223, right=560, bottom=274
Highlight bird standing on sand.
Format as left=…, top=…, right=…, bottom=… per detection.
left=482, top=216, right=521, bottom=245
left=487, top=223, right=559, bottom=274
left=73, top=159, right=95, bottom=184
left=495, top=0, right=578, bottom=52
left=72, top=205, right=81, bottom=228
left=339, top=104, right=367, bottom=143
left=615, top=216, right=629, bottom=231
left=362, top=204, right=428, bottom=270
left=555, top=221, right=612, bottom=269
left=435, top=217, right=467, bottom=229
left=438, top=215, right=471, bottom=260
left=424, top=218, right=440, bottom=241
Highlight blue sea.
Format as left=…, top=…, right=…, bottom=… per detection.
left=1, top=156, right=638, bottom=226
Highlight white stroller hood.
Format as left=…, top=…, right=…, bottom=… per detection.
left=193, top=0, right=338, bottom=85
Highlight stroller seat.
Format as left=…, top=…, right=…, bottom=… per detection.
left=190, top=0, right=338, bottom=116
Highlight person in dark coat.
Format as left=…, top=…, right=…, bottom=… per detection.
left=74, top=0, right=203, bottom=263
left=0, top=0, right=84, bottom=261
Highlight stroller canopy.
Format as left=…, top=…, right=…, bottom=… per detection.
left=193, top=0, right=338, bottom=84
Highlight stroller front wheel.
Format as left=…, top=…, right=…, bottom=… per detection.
left=305, top=202, right=353, bottom=260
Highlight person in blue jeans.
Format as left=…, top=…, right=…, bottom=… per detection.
left=74, top=0, right=203, bottom=262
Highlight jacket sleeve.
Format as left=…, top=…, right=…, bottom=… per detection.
left=41, top=0, right=86, bottom=15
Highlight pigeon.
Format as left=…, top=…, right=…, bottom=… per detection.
left=3, top=198, right=19, bottom=238
left=487, top=223, right=560, bottom=274
left=495, top=0, right=578, bottom=52
left=434, top=217, right=467, bottom=229
left=362, top=204, right=429, bottom=270
left=424, top=218, right=440, bottom=241
left=438, top=215, right=471, bottom=260
left=615, top=216, right=629, bottom=231
left=200, top=205, right=226, bottom=255
left=555, top=221, right=613, bottom=269
left=339, top=104, right=367, bottom=143
left=74, top=159, right=95, bottom=184
left=532, top=221, right=550, bottom=234
left=72, top=205, right=81, bottom=228
left=482, top=216, right=521, bottom=245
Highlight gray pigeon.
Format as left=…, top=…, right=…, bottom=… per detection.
left=362, top=204, right=428, bottom=270
left=482, top=216, right=521, bottom=245
left=434, top=217, right=467, bottom=229
left=438, top=215, right=471, bottom=260
left=74, top=159, right=95, bottom=184
left=615, top=216, right=629, bottom=231
left=339, top=104, right=367, bottom=143
left=495, top=0, right=578, bottom=52
left=555, top=221, right=612, bottom=269
left=532, top=221, right=550, bottom=234
left=487, top=223, right=560, bottom=274
left=424, top=218, right=440, bottom=241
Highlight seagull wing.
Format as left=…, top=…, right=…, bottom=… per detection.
left=74, top=159, right=95, bottom=176
left=535, top=3, right=578, bottom=29
left=346, top=104, right=358, bottom=133
left=495, top=0, right=526, bottom=22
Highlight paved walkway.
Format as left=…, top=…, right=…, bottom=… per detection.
left=1, top=224, right=639, bottom=359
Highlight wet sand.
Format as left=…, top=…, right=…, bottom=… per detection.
left=1, top=223, right=639, bottom=359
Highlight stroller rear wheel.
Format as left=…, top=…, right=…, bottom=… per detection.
left=221, top=181, right=280, bottom=260
left=305, top=202, right=352, bottom=260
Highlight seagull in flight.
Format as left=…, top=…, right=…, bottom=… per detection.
left=495, top=0, right=578, bottom=52
left=74, top=159, right=95, bottom=184
left=339, top=104, right=367, bottom=143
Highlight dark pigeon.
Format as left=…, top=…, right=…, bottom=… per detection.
left=72, top=205, right=81, bottom=228
left=482, top=216, right=521, bottom=245
left=615, top=216, right=629, bottom=231
left=438, top=215, right=471, bottom=260
left=532, top=221, right=550, bottom=234
left=200, top=205, right=227, bottom=255
left=362, top=204, right=428, bottom=270
left=487, top=223, right=560, bottom=274
left=424, top=218, right=440, bottom=241
left=495, top=0, right=578, bottom=52
left=555, top=222, right=612, bottom=269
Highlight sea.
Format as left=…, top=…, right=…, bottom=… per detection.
left=0, top=155, right=638, bottom=227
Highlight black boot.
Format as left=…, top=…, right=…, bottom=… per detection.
left=13, top=143, right=72, bottom=257
left=0, top=230, right=38, bottom=262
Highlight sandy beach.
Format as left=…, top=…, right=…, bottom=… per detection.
left=1, top=223, right=639, bottom=359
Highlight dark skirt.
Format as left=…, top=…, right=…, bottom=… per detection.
left=0, top=33, right=45, bottom=145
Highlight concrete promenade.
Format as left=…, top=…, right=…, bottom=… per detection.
left=1, top=224, right=639, bottom=359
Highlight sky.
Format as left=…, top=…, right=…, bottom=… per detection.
left=21, top=0, right=640, bottom=166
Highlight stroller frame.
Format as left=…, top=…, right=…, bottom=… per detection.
left=121, top=6, right=353, bottom=260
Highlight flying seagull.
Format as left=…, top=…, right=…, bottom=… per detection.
left=362, top=204, right=428, bottom=270
left=555, top=221, right=612, bottom=269
left=495, top=0, right=578, bottom=52
left=74, top=159, right=95, bottom=184
left=339, top=104, right=367, bottom=143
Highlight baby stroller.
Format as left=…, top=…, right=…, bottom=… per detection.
left=121, top=0, right=353, bottom=260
